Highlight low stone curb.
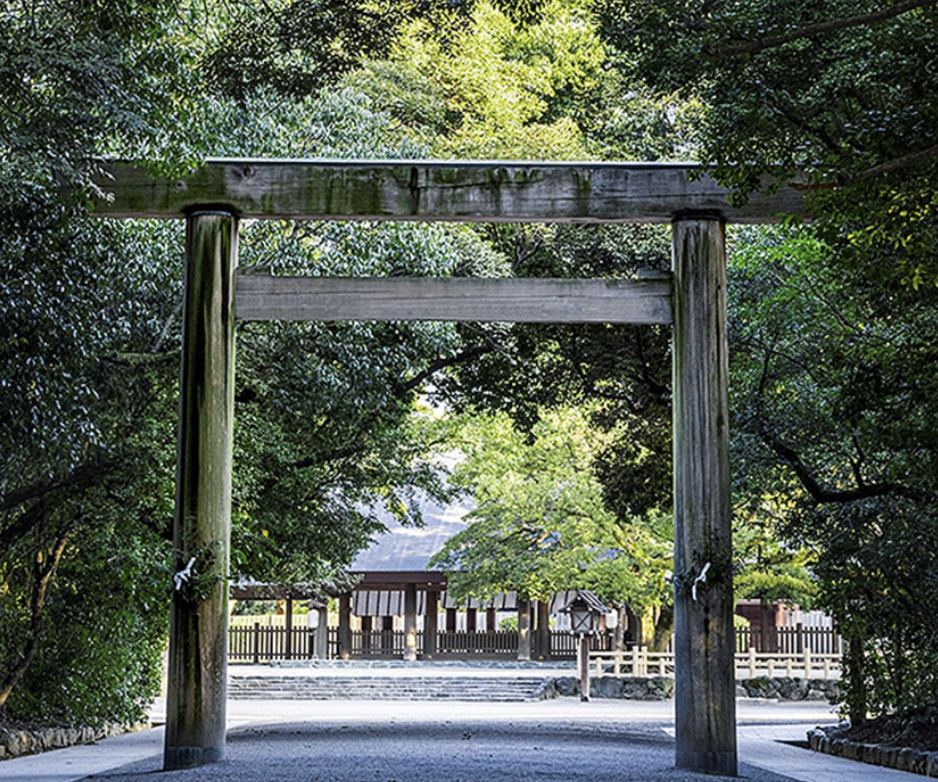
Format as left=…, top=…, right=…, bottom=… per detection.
left=807, top=726, right=938, bottom=777
left=0, top=721, right=146, bottom=761
left=547, top=676, right=675, bottom=700
left=736, top=676, right=840, bottom=701
left=547, top=675, right=838, bottom=702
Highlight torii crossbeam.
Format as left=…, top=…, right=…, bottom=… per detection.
left=91, top=158, right=804, bottom=777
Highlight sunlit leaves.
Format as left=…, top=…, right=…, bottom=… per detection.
left=431, top=406, right=672, bottom=611
left=728, top=225, right=938, bottom=716
left=608, top=0, right=938, bottom=283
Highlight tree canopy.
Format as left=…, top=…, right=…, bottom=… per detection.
left=3, top=0, right=937, bottom=731
left=727, top=225, right=938, bottom=719
left=431, top=407, right=673, bottom=619
left=605, top=0, right=938, bottom=287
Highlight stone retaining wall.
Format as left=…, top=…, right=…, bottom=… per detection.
left=548, top=675, right=839, bottom=701
left=0, top=722, right=144, bottom=761
left=548, top=676, right=675, bottom=700
left=807, top=726, right=938, bottom=777
left=737, top=676, right=840, bottom=701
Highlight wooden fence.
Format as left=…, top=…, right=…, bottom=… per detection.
left=735, top=623, right=842, bottom=655
left=229, top=624, right=324, bottom=663
left=229, top=626, right=611, bottom=663
left=228, top=624, right=841, bottom=666
left=437, top=630, right=518, bottom=656
left=590, top=646, right=842, bottom=680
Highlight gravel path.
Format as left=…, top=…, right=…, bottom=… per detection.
left=94, top=717, right=794, bottom=782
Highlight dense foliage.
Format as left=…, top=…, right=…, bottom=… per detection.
left=432, top=407, right=673, bottom=622
left=3, top=0, right=937, bottom=732
left=0, top=0, right=190, bottom=723
left=599, top=0, right=938, bottom=723
left=729, top=226, right=938, bottom=720
left=1, top=4, right=469, bottom=724
left=604, top=0, right=938, bottom=287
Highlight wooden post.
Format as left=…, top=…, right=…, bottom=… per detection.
left=517, top=599, right=532, bottom=661
left=536, top=599, right=551, bottom=661
left=671, top=217, right=737, bottom=777
left=423, top=593, right=438, bottom=659
left=284, top=599, right=293, bottom=661
left=338, top=593, right=352, bottom=660
left=403, top=584, right=418, bottom=662
left=382, top=615, right=394, bottom=654
left=164, top=211, right=238, bottom=771
left=486, top=607, right=497, bottom=632
left=315, top=607, right=329, bottom=659
left=361, top=615, right=373, bottom=655
left=578, top=635, right=591, bottom=701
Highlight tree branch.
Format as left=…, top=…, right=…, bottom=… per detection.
left=793, top=142, right=938, bottom=190
left=1, top=462, right=116, bottom=514
left=760, top=428, right=934, bottom=504
left=400, top=345, right=496, bottom=395
left=0, top=502, right=46, bottom=551
left=709, top=0, right=938, bottom=58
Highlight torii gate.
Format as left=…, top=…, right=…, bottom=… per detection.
left=92, top=158, right=803, bottom=776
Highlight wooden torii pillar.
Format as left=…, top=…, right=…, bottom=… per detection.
left=163, top=210, right=237, bottom=770
left=672, top=216, right=736, bottom=775
left=90, top=159, right=803, bottom=774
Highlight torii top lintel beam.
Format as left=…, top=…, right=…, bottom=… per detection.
left=89, top=158, right=804, bottom=224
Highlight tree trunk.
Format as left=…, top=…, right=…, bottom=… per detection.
left=844, top=629, right=868, bottom=729
left=650, top=603, right=674, bottom=652
left=0, top=528, right=70, bottom=708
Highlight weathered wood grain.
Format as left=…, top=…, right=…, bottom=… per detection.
left=89, top=158, right=804, bottom=223
left=671, top=218, right=737, bottom=777
left=235, top=275, right=673, bottom=324
left=164, top=211, right=237, bottom=771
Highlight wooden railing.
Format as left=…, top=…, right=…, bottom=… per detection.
left=229, top=626, right=611, bottom=662
left=351, top=629, right=408, bottom=656
left=735, top=624, right=842, bottom=654
left=590, top=647, right=842, bottom=680
left=437, top=630, right=518, bottom=655
left=229, top=623, right=322, bottom=663
left=229, top=623, right=842, bottom=672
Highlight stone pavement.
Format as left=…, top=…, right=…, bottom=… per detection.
left=0, top=675, right=923, bottom=782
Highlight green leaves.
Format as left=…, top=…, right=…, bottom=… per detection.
left=728, top=224, right=938, bottom=717
left=610, top=0, right=938, bottom=283
left=431, top=406, right=672, bottom=611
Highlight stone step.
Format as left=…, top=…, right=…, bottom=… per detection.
left=228, top=675, right=552, bottom=701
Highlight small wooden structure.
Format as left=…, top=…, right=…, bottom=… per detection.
left=560, top=590, right=611, bottom=702
left=90, top=157, right=804, bottom=776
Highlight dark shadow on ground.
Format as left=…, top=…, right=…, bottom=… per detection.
left=94, top=720, right=796, bottom=782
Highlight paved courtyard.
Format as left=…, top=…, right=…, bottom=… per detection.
left=2, top=695, right=926, bottom=782
left=95, top=717, right=789, bottom=782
